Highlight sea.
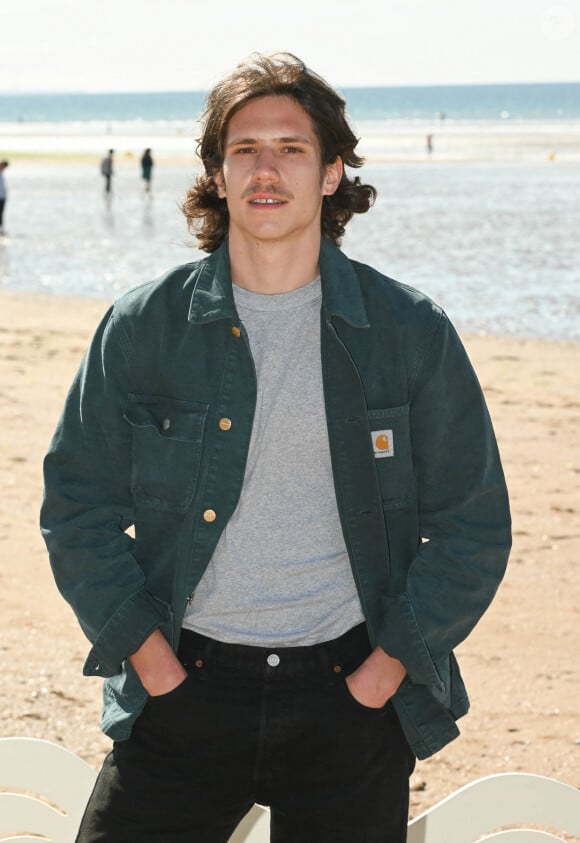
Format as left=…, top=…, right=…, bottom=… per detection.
left=1, top=82, right=579, bottom=341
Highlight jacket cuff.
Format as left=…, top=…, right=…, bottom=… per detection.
left=82, top=590, right=172, bottom=678
left=377, top=593, right=445, bottom=696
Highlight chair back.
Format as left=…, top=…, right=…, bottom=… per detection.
left=0, top=737, right=97, bottom=843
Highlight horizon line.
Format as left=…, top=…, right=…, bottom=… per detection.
left=1, top=79, right=579, bottom=97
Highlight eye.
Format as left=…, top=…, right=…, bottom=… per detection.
left=227, top=144, right=256, bottom=155
left=282, top=145, right=302, bottom=153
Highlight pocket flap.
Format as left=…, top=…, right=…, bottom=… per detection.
left=124, top=395, right=208, bottom=443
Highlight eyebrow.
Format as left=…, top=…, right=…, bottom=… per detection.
left=226, top=135, right=315, bottom=147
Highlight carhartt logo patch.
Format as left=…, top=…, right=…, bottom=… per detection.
left=372, top=429, right=394, bottom=458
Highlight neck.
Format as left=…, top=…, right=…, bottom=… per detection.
left=227, top=230, right=321, bottom=294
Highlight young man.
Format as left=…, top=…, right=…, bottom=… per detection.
left=41, top=53, right=511, bottom=842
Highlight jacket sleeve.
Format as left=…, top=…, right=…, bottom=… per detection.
left=40, top=306, right=171, bottom=679
left=377, top=310, right=512, bottom=696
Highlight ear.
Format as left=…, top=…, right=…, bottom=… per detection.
left=322, top=157, right=343, bottom=197
left=213, top=169, right=227, bottom=199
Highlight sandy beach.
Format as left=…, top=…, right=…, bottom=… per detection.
left=1, top=287, right=578, bottom=832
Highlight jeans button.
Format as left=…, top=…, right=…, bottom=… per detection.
left=267, top=653, right=280, bottom=667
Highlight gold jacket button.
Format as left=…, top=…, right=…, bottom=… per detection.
left=203, top=509, right=217, bottom=523
left=218, top=417, right=232, bottom=431
left=231, top=325, right=241, bottom=338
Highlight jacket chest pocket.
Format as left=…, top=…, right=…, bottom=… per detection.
left=368, top=403, right=415, bottom=511
left=124, top=395, right=208, bottom=513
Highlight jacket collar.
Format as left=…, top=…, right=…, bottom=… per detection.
left=319, top=238, right=370, bottom=329
left=187, top=243, right=237, bottom=325
left=187, top=238, right=369, bottom=329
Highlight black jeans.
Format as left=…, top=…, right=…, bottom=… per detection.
left=77, top=624, right=415, bottom=842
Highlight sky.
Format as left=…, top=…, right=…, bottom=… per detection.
left=2, top=0, right=579, bottom=93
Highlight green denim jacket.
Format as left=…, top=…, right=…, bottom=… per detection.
left=41, top=239, right=511, bottom=759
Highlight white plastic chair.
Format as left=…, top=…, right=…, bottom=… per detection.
left=2, top=740, right=578, bottom=843
left=228, top=803, right=270, bottom=842
left=406, top=772, right=580, bottom=843
left=0, top=737, right=97, bottom=843
left=229, top=773, right=580, bottom=843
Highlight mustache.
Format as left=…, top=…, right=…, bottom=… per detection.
left=241, top=184, right=293, bottom=201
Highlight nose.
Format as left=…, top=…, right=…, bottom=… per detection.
left=254, top=147, right=279, bottom=182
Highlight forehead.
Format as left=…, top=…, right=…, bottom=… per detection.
left=225, top=95, right=318, bottom=146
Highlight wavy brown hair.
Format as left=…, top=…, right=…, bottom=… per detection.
left=181, top=52, right=376, bottom=252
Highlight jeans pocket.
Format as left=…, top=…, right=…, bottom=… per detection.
left=134, top=674, right=197, bottom=753
left=338, top=677, right=393, bottom=717
left=147, top=674, right=192, bottom=707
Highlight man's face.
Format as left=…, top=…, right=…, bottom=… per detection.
left=213, top=95, right=342, bottom=248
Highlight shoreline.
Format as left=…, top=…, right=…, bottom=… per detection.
left=3, top=284, right=578, bottom=347
left=1, top=286, right=578, bottom=348
left=0, top=287, right=578, bottom=825
left=3, top=153, right=580, bottom=167
left=2, top=119, right=580, bottom=165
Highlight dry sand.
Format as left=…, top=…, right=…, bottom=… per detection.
left=1, top=288, right=578, bottom=833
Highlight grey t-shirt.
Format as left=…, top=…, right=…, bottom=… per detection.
left=182, top=276, right=364, bottom=646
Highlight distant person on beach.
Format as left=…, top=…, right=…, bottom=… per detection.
left=0, top=160, right=9, bottom=233
left=426, top=133, right=433, bottom=154
left=140, top=148, right=154, bottom=192
left=100, top=149, right=114, bottom=193
left=41, top=52, right=511, bottom=842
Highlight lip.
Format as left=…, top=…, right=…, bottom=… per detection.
left=247, top=193, right=287, bottom=206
